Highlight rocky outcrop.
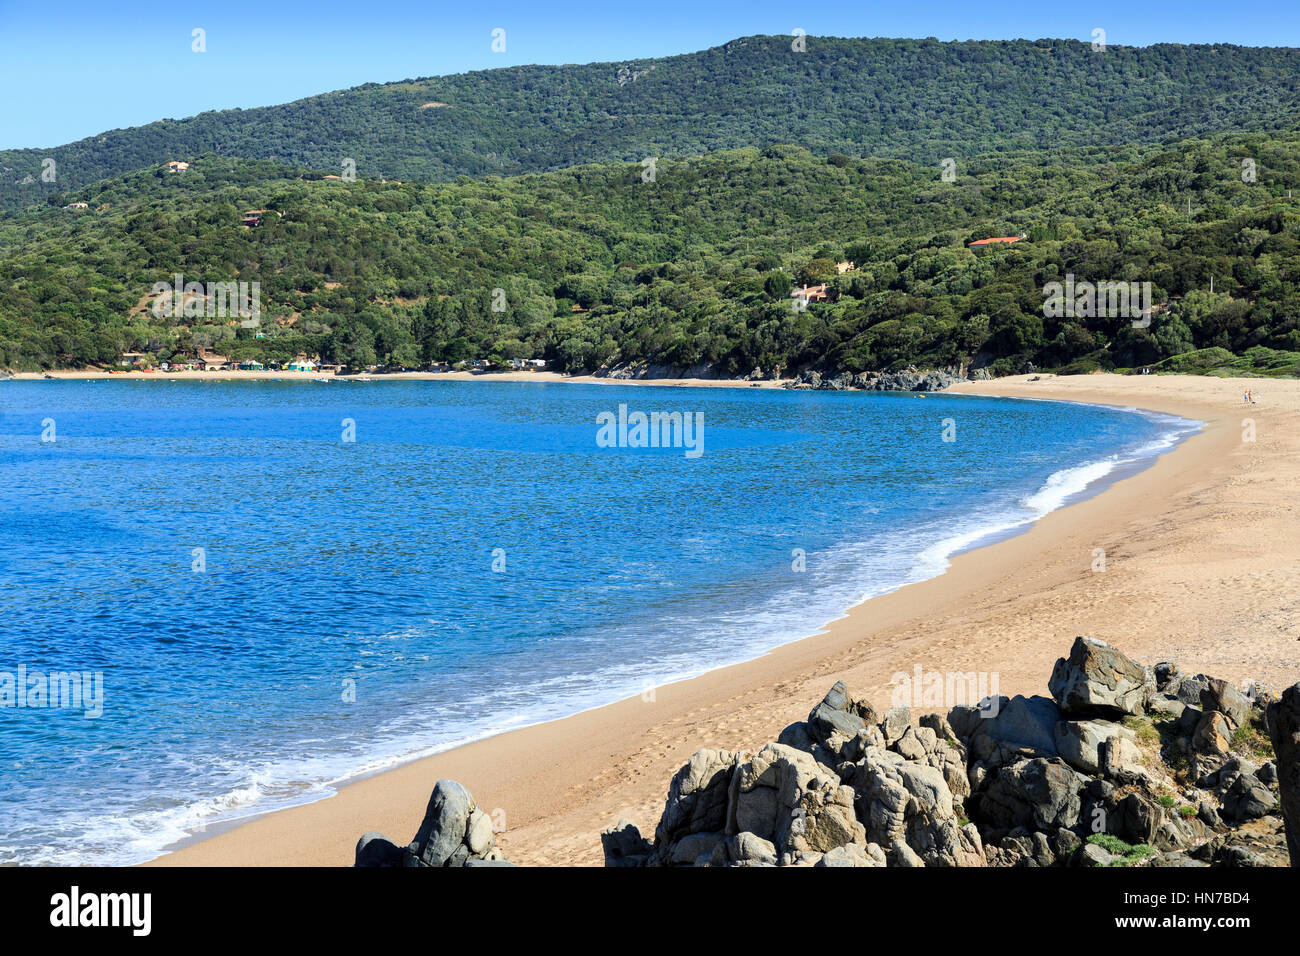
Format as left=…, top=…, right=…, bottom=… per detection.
left=1049, top=636, right=1155, bottom=717
left=613, top=636, right=1289, bottom=868
left=784, top=367, right=967, bottom=392
left=1268, top=683, right=1300, bottom=865
left=354, top=779, right=509, bottom=867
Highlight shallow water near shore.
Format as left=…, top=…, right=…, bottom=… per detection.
left=0, top=380, right=1199, bottom=865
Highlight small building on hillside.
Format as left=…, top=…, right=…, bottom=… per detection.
left=197, top=350, right=230, bottom=370
left=835, top=260, right=855, bottom=274
left=165, top=161, right=190, bottom=173
left=64, top=202, right=89, bottom=210
left=790, top=283, right=829, bottom=304
left=968, top=233, right=1028, bottom=248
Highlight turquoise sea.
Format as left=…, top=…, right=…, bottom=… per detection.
left=0, top=379, right=1199, bottom=864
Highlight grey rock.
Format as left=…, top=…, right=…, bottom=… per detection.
left=889, top=838, right=926, bottom=867
left=959, top=695, right=1061, bottom=770
left=464, top=808, right=494, bottom=856
left=1049, top=636, right=1154, bottom=717
left=1200, top=678, right=1250, bottom=728
left=669, top=830, right=725, bottom=866
left=1267, top=683, right=1300, bottom=866
left=409, top=779, right=475, bottom=867
left=1214, top=758, right=1276, bottom=823
left=730, top=743, right=865, bottom=856
left=601, top=819, right=651, bottom=867
left=729, top=831, right=778, bottom=865
left=651, top=748, right=739, bottom=860
left=354, top=832, right=404, bottom=867
left=815, top=842, right=887, bottom=867
left=1054, top=719, right=1137, bottom=775
left=881, top=706, right=911, bottom=746
left=1079, top=842, right=1117, bottom=867
left=977, top=758, right=1085, bottom=832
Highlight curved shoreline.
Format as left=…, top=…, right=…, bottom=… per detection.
left=129, top=392, right=1200, bottom=863
left=148, top=373, right=1292, bottom=866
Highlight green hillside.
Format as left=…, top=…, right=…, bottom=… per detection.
left=4, top=129, right=1300, bottom=377
left=5, top=36, right=1300, bottom=213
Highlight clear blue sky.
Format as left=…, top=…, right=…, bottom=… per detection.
left=3, top=0, right=1299, bottom=149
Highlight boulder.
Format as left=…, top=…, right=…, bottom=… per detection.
left=407, top=779, right=476, bottom=867
left=957, top=695, right=1061, bottom=771
left=1191, top=710, right=1233, bottom=756
left=808, top=681, right=871, bottom=742
left=729, top=743, right=865, bottom=856
left=1054, top=719, right=1136, bottom=775
left=1170, top=674, right=1212, bottom=707
left=977, top=758, right=1086, bottom=832
left=846, top=747, right=984, bottom=866
left=464, top=809, right=494, bottom=856
left=728, top=831, right=778, bottom=866
left=880, top=706, right=911, bottom=746
left=1268, top=681, right=1300, bottom=868
left=815, top=842, right=887, bottom=867
left=651, top=748, right=739, bottom=861
left=1146, top=694, right=1187, bottom=719
left=1213, top=758, right=1276, bottom=824
left=669, top=830, right=725, bottom=866
left=354, top=832, right=404, bottom=867
left=1200, top=679, right=1250, bottom=729
left=1049, top=636, right=1154, bottom=717
left=601, top=819, right=651, bottom=867
left=1078, top=842, right=1117, bottom=867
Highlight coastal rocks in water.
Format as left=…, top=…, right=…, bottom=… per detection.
left=784, top=367, right=967, bottom=392
left=355, top=778, right=509, bottom=867
left=1268, top=683, right=1300, bottom=865
left=1049, top=636, right=1154, bottom=717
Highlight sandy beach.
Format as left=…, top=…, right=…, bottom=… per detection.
left=146, top=372, right=1299, bottom=867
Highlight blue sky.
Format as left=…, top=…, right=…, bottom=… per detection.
left=3, top=0, right=1300, bottom=149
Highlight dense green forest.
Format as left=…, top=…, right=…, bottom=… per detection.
left=4, top=127, right=1300, bottom=377
left=5, top=36, right=1300, bottom=213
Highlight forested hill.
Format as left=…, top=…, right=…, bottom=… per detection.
left=4, top=130, right=1300, bottom=377
left=6, top=36, right=1300, bottom=213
